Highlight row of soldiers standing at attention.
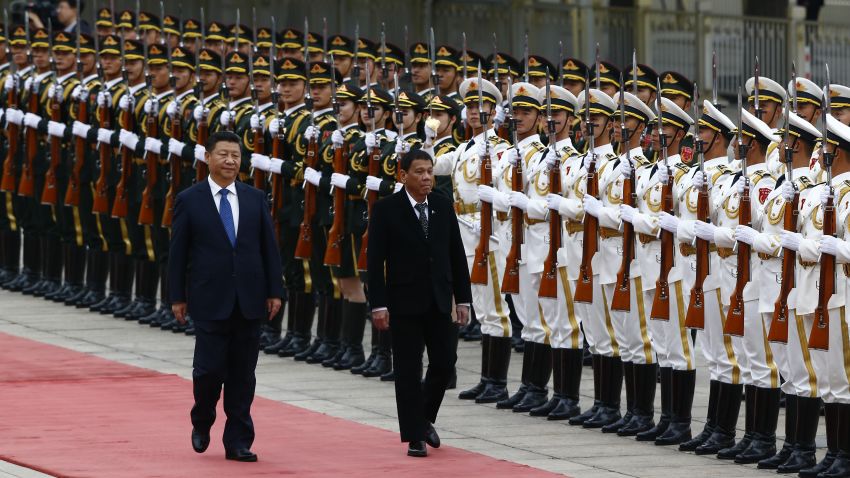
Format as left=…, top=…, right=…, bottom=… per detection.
left=0, top=6, right=849, bottom=477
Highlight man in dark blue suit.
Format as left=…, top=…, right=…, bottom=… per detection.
left=168, top=131, right=283, bottom=462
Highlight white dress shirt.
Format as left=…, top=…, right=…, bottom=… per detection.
left=406, top=190, right=429, bottom=221
left=208, top=176, right=239, bottom=237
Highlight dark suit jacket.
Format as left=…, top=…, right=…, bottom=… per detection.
left=367, top=189, right=472, bottom=317
left=168, top=179, right=284, bottom=320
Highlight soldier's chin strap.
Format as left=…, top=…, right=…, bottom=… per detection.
left=703, top=130, right=720, bottom=157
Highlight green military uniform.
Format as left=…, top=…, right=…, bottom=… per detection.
left=181, top=48, right=226, bottom=186
left=0, top=23, right=22, bottom=287
left=426, top=94, right=461, bottom=200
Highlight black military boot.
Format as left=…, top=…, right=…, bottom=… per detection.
left=459, top=334, right=490, bottom=400
left=323, top=299, right=351, bottom=368
left=126, top=261, right=157, bottom=320
left=352, top=322, right=379, bottom=374
left=296, top=294, right=328, bottom=362
left=548, top=347, right=583, bottom=420
left=695, top=381, right=742, bottom=455
left=44, top=242, right=72, bottom=301
left=476, top=336, right=511, bottom=404
left=638, top=366, right=671, bottom=441
left=280, top=292, right=314, bottom=357
left=140, top=264, right=168, bottom=325
left=758, top=393, right=797, bottom=468
left=776, top=396, right=819, bottom=473
left=717, top=383, right=756, bottom=459
left=74, top=249, right=107, bottom=308
left=362, top=330, right=392, bottom=377
left=20, top=234, right=46, bottom=294
left=619, top=362, right=657, bottom=436
left=102, top=253, right=133, bottom=314
left=657, top=369, right=695, bottom=446
left=513, top=342, right=551, bottom=413
left=818, top=403, right=850, bottom=478
left=0, top=230, right=21, bottom=287
left=334, top=301, right=366, bottom=370
left=601, top=360, right=632, bottom=433
left=734, top=386, right=779, bottom=464
left=36, top=237, right=63, bottom=297
left=114, top=261, right=143, bottom=318
left=531, top=347, right=562, bottom=417
left=57, top=245, right=86, bottom=303
left=570, top=353, right=602, bottom=425
left=679, top=378, right=720, bottom=451
left=799, top=401, right=839, bottom=476
left=265, top=290, right=296, bottom=354
left=584, top=355, right=623, bottom=429
left=92, top=252, right=120, bottom=312
left=308, top=297, right=342, bottom=364
left=496, top=342, right=533, bottom=410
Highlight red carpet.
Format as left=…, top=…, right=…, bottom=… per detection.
left=0, top=332, right=562, bottom=477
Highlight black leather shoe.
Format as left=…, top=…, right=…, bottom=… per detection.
left=820, top=452, right=850, bottom=478
left=548, top=398, right=581, bottom=421
left=678, top=424, right=713, bottom=451
left=569, top=401, right=599, bottom=426
left=601, top=411, right=632, bottom=433
left=496, top=384, right=527, bottom=410
left=362, top=354, right=391, bottom=377
left=351, top=350, right=377, bottom=375
left=407, top=441, right=427, bottom=457
left=294, top=339, right=322, bottom=362
left=529, top=396, right=560, bottom=417
left=716, top=432, right=752, bottom=459
left=757, top=442, right=793, bottom=469
left=776, top=446, right=816, bottom=473
left=617, top=414, right=654, bottom=437
left=459, top=381, right=486, bottom=400
left=655, top=422, right=691, bottom=446
left=733, top=434, right=776, bottom=464
left=694, top=431, right=736, bottom=455
left=425, top=424, right=440, bottom=448
left=191, top=428, right=210, bottom=453
left=225, top=448, right=258, bottom=462
left=380, top=369, right=395, bottom=381
left=583, top=406, right=621, bottom=429
left=798, top=450, right=837, bottom=477
left=263, top=336, right=291, bottom=355
left=475, top=382, right=508, bottom=404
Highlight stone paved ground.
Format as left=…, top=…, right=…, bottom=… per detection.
left=0, top=289, right=828, bottom=477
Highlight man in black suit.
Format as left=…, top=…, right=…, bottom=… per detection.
left=367, top=149, right=472, bottom=457
left=168, top=132, right=283, bottom=462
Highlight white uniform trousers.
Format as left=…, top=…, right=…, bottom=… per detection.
left=699, top=289, right=742, bottom=384
left=577, top=277, right=619, bottom=358
left=512, top=263, right=544, bottom=344
left=815, top=307, right=850, bottom=404
left=467, top=248, right=512, bottom=339
left=785, top=311, right=821, bottom=398
left=652, top=281, right=696, bottom=371
left=738, top=300, right=781, bottom=389
left=610, top=277, right=655, bottom=365
left=538, top=267, right=584, bottom=350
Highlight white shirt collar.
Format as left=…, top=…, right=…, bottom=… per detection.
left=55, top=71, right=76, bottom=84
left=313, top=107, right=333, bottom=116
left=128, top=82, right=146, bottom=94
left=105, top=77, right=122, bottom=88
left=208, top=175, right=237, bottom=197
left=229, top=96, right=251, bottom=109
left=82, top=73, right=99, bottom=84
left=203, top=94, right=217, bottom=106
left=406, top=190, right=427, bottom=209
left=517, top=134, right=540, bottom=150
left=175, top=89, right=194, bottom=101
left=154, top=89, right=174, bottom=101
left=284, top=103, right=305, bottom=116
left=18, top=65, right=33, bottom=76
left=35, top=70, right=53, bottom=83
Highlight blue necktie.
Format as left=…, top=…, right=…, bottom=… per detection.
left=219, top=189, right=236, bottom=247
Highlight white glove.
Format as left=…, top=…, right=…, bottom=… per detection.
left=71, top=85, right=88, bottom=102
left=96, top=128, right=114, bottom=144
left=620, top=204, right=636, bottom=224
left=659, top=164, right=670, bottom=185
left=470, top=220, right=481, bottom=234
left=118, top=94, right=133, bottom=111
left=23, top=76, right=33, bottom=92
left=269, top=157, right=284, bottom=173
left=49, top=84, right=63, bottom=101
left=144, top=137, right=163, bottom=154
left=250, top=153, right=271, bottom=171
left=304, top=166, right=322, bottom=186
left=96, top=91, right=111, bottom=108
left=143, top=98, right=158, bottom=115
left=735, top=225, right=757, bottom=246
left=478, top=185, right=496, bottom=204
left=5, top=108, right=22, bottom=126
left=192, top=105, right=208, bottom=123
left=304, top=125, right=319, bottom=142
left=508, top=191, right=529, bottom=211
left=394, top=140, right=410, bottom=154
left=72, top=121, right=91, bottom=139
left=23, top=112, right=42, bottom=129
left=366, top=175, right=382, bottom=192
left=194, top=144, right=207, bottom=164
left=546, top=193, right=564, bottom=211
left=394, top=182, right=403, bottom=193
left=781, top=180, right=795, bottom=202
left=249, top=113, right=262, bottom=130
left=332, top=129, right=345, bottom=148
left=4, top=73, right=17, bottom=92
left=268, top=117, right=282, bottom=136
left=119, top=129, right=139, bottom=150
left=331, top=172, right=350, bottom=189
left=219, top=110, right=233, bottom=128
left=543, top=150, right=558, bottom=169
left=692, top=171, right=711, bottom=191
left=694, top=221, right=717, bottom=242
left=166, top=100, right=179, bottom=119
left=618, top=159, right=632, bottom=178
left=583, top=195, right=602, bottom=218
left=46, top=120, right=66, bottom=138
left=780, top=231, right=802, bottom=252
left=424, top=117, right=439, bottom=145
left=502, top=148, right=519, bottom=166
left=737, top=177, right=751, bottom=195
left=364, top=132, right=377, bottom=149
left=168, top=138, right=186, bottom=156
left=475, top=139, right=489, bottom=160
left=493, top=105, right=506, bottom=127
left=659, top=211, right=679, bottom=234
left=820, top=235, right=841, bottom=257
left=821, top=186, right=832, bottom=205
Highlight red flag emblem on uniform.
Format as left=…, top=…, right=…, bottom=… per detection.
left=759, top=187, right=770, bottom=203
left=681, top=146, right=694, bottom=163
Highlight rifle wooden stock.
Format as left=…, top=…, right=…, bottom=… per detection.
left=137, top=109, right=158, bottom=226
left=357, top=144, right=382, bottom=271
left=470, top=147, right=493, bottom=285
left=17, top=88, right=39, bottom=198
left=501, top=159, right=522, bottom=294
left=611, top=166, right=636, bottom=311
left=92, top=99, right=113, bottom=214
left=724, top=181, right=751, bottom=336
left=539, top=159, right=561, bottom=299
left=111, top=109, right=134, bottom=219
left=161, top=111, right=183, bottom=228
left=496, top=123, right=509, bottom=141
left=323, top=140, right=347, bottom=266
left=252, top=128, right=266, bottom=189
left=769, top=192, right=798, bottom=343
left=294, top=136, right=320, bottom=260
left=64, top=90, right=89, bottom=207
left=41, top=96, right=63, bottom=206
left=194, top=117, right=209, bottom=182
left=1, top=86, right=19, bottom=192
left=685, top=183, right=710, bottom=330
left=574, top=161, right=598, bottom=303
left=650, top=173, right=675, bottom=321
left=809, top=193, right=835, bottom=351
left=270, top=134, right=283, bottom=240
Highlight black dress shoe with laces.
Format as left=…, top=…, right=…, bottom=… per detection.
left=407, top=441, right=427, bottom=457
left=191, top=428, right=210, bottom=453
left=225, top=448, right=258, bottom=462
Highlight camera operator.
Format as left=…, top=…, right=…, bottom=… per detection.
left=27, top=0, right=91, bottom=35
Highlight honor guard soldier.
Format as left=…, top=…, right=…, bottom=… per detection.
left=376, top=41, right=405, bottom=90
left=0, top=23, right=21, bottom=289
left=255, top=27, right=274, bottom=58
left=180, top=48, right=227, bottom=188
left=115, top=10, right=137, bottom=40
left=181, top=18, right=202, bottom=53
left=326, top=34, right=354, bottom=81
left=228, top=23, right=253, bottom=56
left=423, top=94, right=461, bottom=199
left=434, top=45, right=460, bottom=97
left=162, top=15, right=180, bottom=49
left=305, top=31, right=324, bottom=63
left=409, top=41, right=432, bottom=99
left=624, top=62, right=659, bottom=159
left=137, top=11, right=162, bottom=46
left=217, top=51, right=253, bottom=177
left=354, top=38, right=378, bottom=88
left=278, top=27, right=304, bottom=60
left=203, top=20, right=228, bottom=56
left=560, top=58, right=589, bottom=151
left=525, top=55, right=556, bottom=90
left=94, top=7, right=114, bottom=37
left=590, top=60, right=620, bottom=99
left=658, top=71, right=695, bottom=164
left=745, top=75, right=786, bottom=177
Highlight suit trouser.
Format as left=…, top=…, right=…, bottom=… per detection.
left=390, top=303, right=458, bottom=442
left=578, top=278, right=619, bottom=357
left=610, top=277, right=655, bottom=365
left=785, top=310, right=821, bottom=398
left=191, top=306, right=262, bottom=450
left=540, top=267, right=583, bottom=350
left=815, top=306, right=850, bottom=404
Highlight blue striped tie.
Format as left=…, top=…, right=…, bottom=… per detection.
left=219, top=189, right=236, bottom=247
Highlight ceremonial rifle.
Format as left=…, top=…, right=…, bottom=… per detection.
left=357, top=69, right=381, bottom=271
left=769, top=63, right=798, bottom=344
left=17, top=16, right=36, bottom=197
left=470, top=63, right=493, bottom=285
left=462, top=32, right=472, bottom=141
left=557, top=41, right=564, bottom=88
left=110, top=6, right=138, bottom=219
left=573, top=68, right=599, bottom=303
left=194, top=6, right=209, bottom=181
left=137, top=2, right=163, bottom=227
left=429, top=26, right=439, bottom=98
left=162, top=11, right=182, bottom=228
left=65, top=10, right=87, bottom=207
left=712, top=50, right=720, bottom=110
left=492, top=33, right=508, bottom=141
left=539, top=70, right=561, bottom=298
left=809, top=64, right=834, bottom=351
left=322, top=62, right=347, bottom=267
left=393, top=72, right=404, bottom=183
left=92, top=10, right=113, bottom=214
left=351, top=23, right=360, bottom=87
left=685, top=84, right=709, bottom=330
left=1, top=7, right=19, bottom=192
left=322, top=17, right=328, bottom=62
left=41, top=19, right=62, bottom=206
left=249, top=18, right=265, bottom=189
left=612, top=73, right=636, bottom=311
left=379, top=23, right=387, bottom=90
left=269, top=16, right=285, bottom=233
left=297, top=19, right=324, bottom=261
left=650, top=78, right=674, bottom=320
left=724, top=87, right=751, bottom=336
left=522, top=32, right=529, bottom=84
left=501, top=74, right=522, bottom=294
